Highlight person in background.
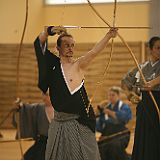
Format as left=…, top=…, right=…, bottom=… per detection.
left=121, top=36, right=160, bottom=160
left=96, top=86, right=132, bottom=160
left=12, top=93, right=54, bottom=160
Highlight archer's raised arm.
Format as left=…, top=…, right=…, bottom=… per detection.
left=34, top=26, right=66, bottom=93
left=77, top=28, right=118, bottom=70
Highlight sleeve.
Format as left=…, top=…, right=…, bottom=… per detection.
left=121, top=67, right=138, bottom=91
left=34, top=37, right=55, bottom=93
left=115, top=104, right=132, bottom=124
left=96, top=112, right=106, bottom=133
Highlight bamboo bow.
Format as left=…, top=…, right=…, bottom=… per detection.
left=86, top=0, right=160, bottom=121
left=15, top=0, right=29, bottom=159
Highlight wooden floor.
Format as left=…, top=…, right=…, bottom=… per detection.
left=0, top=129, right=34, bottom=160
left=0, top=129, right=134, bottom=160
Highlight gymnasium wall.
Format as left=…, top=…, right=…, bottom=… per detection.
left=0, top=0, right=150, bottom=44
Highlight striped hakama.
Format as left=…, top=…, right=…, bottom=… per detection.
left=45, top=111, right=101, bottom=160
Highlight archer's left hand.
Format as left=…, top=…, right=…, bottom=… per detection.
left=108, top=27, right=118, bottom=38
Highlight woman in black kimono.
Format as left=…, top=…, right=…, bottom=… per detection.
left=121, top=36, right=160, bottom=160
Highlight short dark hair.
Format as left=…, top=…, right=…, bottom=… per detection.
left=57, top=33, right=73, bottom=47
left=148, top=36, right=160, bottom=49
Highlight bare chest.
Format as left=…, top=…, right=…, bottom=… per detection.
left=61, top=64, right=84, bottom=93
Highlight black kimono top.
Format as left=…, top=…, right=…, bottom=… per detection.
left=34, top=37, right=96, bottom=132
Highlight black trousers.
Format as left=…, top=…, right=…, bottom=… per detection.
left=131, top=91, right=160, bottom=160
left=98, top=130, right=130, bottom=160
left=24, top=135, right=47, bottom=160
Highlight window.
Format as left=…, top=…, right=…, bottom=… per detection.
left=45, top=0, right=150, bottom=5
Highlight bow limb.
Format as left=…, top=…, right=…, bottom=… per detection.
left=86, top=0, right=160, bottom=121
left=101, top=0, right=117, bottom=83
left=96, top=0, right=118, bottom=88
left=119, top=34, right=160, bottom=120
left=16, top=0, right=28, bottom=97
left=106, top=0, right=117, bottom=77
left=119, top=39, right=160, bottom=122
left=16, top=0, right=29, bottom=159
left=86, top=0, right=111, bottom=27
left=86, top=0, right=117, bottom=112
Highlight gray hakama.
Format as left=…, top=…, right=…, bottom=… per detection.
left=45, top=111, right=101, bottom=160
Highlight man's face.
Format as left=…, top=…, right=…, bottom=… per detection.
left=108, top=91, right=119, bottom=104
left=57, top=36, right=75, bottom=58
left=151, top=40, right=160, bottom=60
